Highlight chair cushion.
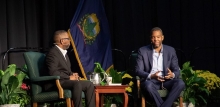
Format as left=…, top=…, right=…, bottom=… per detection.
left=32, top=90, right=72, bottom=102
left=63, top=90, right=72, bottom=98
left=157, top=90, right=168, bottom=97
left=157, top=90, right=184, bottom=97
left=81, top=92, right=85, bottom=98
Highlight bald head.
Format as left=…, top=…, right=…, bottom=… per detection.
left=53, top=30, right=70, bottom=50
left=53, top=30, right=68, bottom=44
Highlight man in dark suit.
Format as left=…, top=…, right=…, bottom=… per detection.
left=45, top=30, right=95, bottom=107
left=135, top=27, right=185, bottom=107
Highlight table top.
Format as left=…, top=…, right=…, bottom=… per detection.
left=94, top=85, right=128, bottom=89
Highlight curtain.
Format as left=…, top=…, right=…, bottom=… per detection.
left=1, top=0, right=220, bottom=75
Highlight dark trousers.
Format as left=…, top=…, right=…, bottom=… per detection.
left=61, top=80, right=95, bottom=107
left=141, top=79, right=185, bottom=107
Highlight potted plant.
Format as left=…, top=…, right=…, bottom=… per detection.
left=0, top=64, right=30, bottom=107
left=180, top=62, right=210, bottom=106
left=196, top=70, right=220, bottom=106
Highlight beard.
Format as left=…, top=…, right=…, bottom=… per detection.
left=152, top=43, right=162, bottom=49
left=153, top=45, right=159, bottom=48
left=63, top=44, right=70, bottom=50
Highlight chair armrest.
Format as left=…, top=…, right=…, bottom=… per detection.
left=55, top=79, right=64, bottom=98
left=31, top=76, right=60, bottom=82
left=31, top=76, right=65, bottom=99
left=136, top=76, right=141, bottom=98
left=136, top=76, right=140, bottom=80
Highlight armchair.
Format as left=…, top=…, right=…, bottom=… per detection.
left=23, top=52, right=72, bottom=107
left=129, top=50, right=183, bottom=107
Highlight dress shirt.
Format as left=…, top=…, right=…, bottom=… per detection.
left=148, top=46, right=163, bottom=79
left=56, top=45, right=67, bottom=59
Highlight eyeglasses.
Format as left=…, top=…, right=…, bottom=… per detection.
left=61, top=38, right=70, bottom=41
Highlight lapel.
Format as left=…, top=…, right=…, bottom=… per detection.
left=65, top=54, right=71, bottom=68
left=148, top=46, right=153, bottom=67
left=54, top=46, right=70, bottom=69
left=163, top=45, right=168, bottom=74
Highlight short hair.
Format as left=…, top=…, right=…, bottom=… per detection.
left=53, top=30, right=67, bottom=43
left=151, top=27, right=163, bottom=35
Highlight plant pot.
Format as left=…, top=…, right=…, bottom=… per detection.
left=182, top=102, right=188, bottom=107
left=188, top=102, right=195, bottom=107
left=0, top=104, right=20, bottom=107
left=110, top=104, right=117, bottom=107
left=103, top=103, right=117, bottom=107
left=175, top=102, right=195, bottom=107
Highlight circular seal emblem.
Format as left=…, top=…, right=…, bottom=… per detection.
left=78, top=13, right=100, bottom=45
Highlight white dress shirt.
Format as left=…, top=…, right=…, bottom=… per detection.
left=148, top=46, right=163, bottom=79
left=56, top=45, right=67, bottom=60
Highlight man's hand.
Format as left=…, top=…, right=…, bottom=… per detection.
left=164, top=68, right=174, bottom=79
left=70, top=73, right=79, bottom=80
left=69, top=75, right=77, bottom=80
left=151, top=71, right=165, bottom=82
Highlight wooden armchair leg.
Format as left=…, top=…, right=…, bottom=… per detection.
left=66, top=98, right=71, bottom=107
left=179, top=97, right=183, bottom=107
left=141, top=96, right=145, bottom=107
left=71, top=100, right=74, bottom=107
left=33, top=102, right=37, bottom=107
left=134, top=101, right=138, bottom=107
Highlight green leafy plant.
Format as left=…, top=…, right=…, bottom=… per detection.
left=94, top=62, right=133, bottom=107
left=108, top=68, right=124, bottom=83
left=181, top=61, right=210, bottom=106
left=106, top=68, right=124, bottom=106
left=108, top=68, right=133, bottom=92
left=0, top=64, right=30, bottom=107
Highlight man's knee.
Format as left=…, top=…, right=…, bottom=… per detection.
left=142, top=82, right=155, bottom=91
left=88, top=81, right=93, bottom=86
left=176, top=79, right=185, bottom=89
left=87, top=81, right=94, bottom=89
left=72, top=81, right=82, bottom=89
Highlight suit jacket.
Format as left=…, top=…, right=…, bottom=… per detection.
left=135, top=44, right=180, bottom=82
left=44, top=46, right=73, bottom=90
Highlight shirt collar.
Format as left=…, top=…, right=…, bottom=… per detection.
left=152, top=44, right=163, bottom=53
left=56, top=45, right=67, bottom=55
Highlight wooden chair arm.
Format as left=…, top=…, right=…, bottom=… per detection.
left=56, top=79, right=64, bottom=98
